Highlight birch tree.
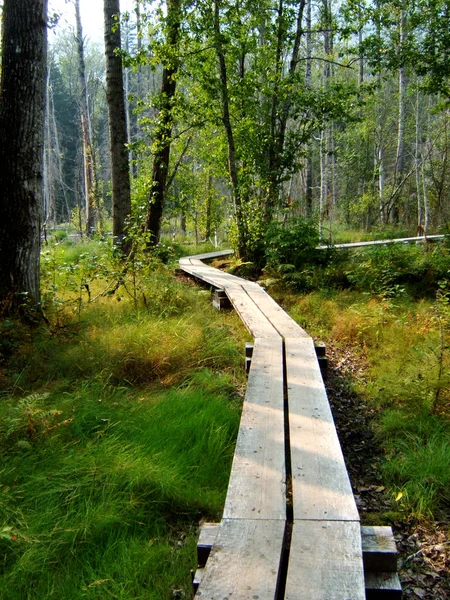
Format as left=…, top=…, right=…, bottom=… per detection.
left=75, top=0, right=97, bottom=235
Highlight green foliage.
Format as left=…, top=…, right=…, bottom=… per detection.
left=0, top=381, right=240, bottom=598
left=262, top=217, right=335, bottom=290
left=344, top=243, right=450, bottom=297
left=1, top=236, right=248, bottom=597
left=264, top=217, right=321, bottom=269
left=380, top=412, right=450, bottom=517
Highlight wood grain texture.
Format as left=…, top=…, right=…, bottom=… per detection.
left=286, top=520, right=365, bottom=600
left=244, top=285, right=309, bottom=338
left=361, top=526, right=398, bottom=573
left=195, top=519, right=285, bottom=600
left=225, top=284, right=281, bottom=339
left=364, top=571, right=402, bottom=599
left=224, top=338, right=286, bottom=520
left=181, top=251, right=368, bottom=600
left=285, top=337, right=359, bottom=521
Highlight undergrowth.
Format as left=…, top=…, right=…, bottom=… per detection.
left=275, top=240, right=450, bottom=519
left=0, top=237, right=248, bottom=598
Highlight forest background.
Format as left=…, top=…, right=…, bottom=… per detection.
left=0, top=0, right=449, bottom=598
left=40, top=0, right=450, bottom=253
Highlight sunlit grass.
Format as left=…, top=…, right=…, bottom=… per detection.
left=0, top=237, right=248, bottom=598
left=284, top=287, right=450, bottom=518
left=0, top=383, right=241, bottom=598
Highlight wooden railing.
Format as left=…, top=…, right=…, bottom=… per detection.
left=180, top=250, right=401, bottom=600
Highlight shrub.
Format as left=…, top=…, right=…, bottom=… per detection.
left=263, top=218, right=335, bottom=290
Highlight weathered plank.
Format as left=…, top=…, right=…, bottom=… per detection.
left=361, top=526, right=398, bottom=573
left=244, top=285, right=309, bottom=338
left=285, top=336, right=359, bottom=521
left=364, top=572, right=402, bottom=600
left=197, top=523, right=220, bottom=567
left=181, top=249, right=234, bottom=261
left=179, top=260, right=246, bottom=289
left=317, top=234, right=445, bottom=250
left=286, top=520, right=365, bottom=600
left=223, top=338, right=286, bottom=520
left=225, top=284, right=281, bottom=339
left=195, top=518, right=285, bottom=600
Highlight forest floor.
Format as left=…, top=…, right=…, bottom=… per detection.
left=326, top=343, right=450, bottom=600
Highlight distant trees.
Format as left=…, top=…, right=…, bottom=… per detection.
left=0, top=0, right=48, bottom=313
left=75, top=0, right=98, bottom=235
left=4, top=0, right=450, bottom=310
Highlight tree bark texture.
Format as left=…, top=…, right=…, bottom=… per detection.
left=104, top=0, right=132, bottom=254
left=213, top=0, right=247, bottom=259
left=0, top=0, right=48, bottom=313
left=265, top=0, right=306, bottom=221
left=145, top=0, right=181, bottom=245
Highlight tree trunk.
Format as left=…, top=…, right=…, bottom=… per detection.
left=145, top=0, right=181, bottom=245
left=392, top=8, right=407, bottom=224
left=75, top=0, right=96, bottom=236
left=305, top=0, right=313, bottom=218
left=0, top=0, right=48, bottom=314
left=205, top=173, right=213, bottom=240
left=213, top=0, right=247, bottom=259
left=104, top=0, right=132, bottom=254
left=266, top=0, right=306, bottom=220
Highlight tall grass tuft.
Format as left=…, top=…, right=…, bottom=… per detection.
left=0, top=379, right=241, bottom=598
left=380, top=412, right=450, bottom=517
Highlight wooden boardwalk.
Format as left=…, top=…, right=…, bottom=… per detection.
left=180, top=251, right=400, bottom=600
left=317, top=234, right=445, bottom=250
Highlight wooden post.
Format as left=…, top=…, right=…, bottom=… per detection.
left=314, top=341, right=328, bottom=379
left=212, top=288, right=232, bottom=310
left=245, top=342, right=254, bottom=374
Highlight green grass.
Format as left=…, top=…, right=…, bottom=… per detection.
left=281, top=286, right=450, bottom=518
left=380, top=412, right=450, bottom=517
left=0, top=237, right=249, bottom=598
left=0, top=382, right=240, bottom=598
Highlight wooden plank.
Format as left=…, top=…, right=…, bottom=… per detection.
left=182, top=249, right=234, bottom=261
left=286, top=520, right=365, bottom=600
left=285, top=337, right=359, bottom=521
left=195, top=518, right=285, bottom=600
left=197, top=523, right=220, bottom=567
left=223, top=338, right=286, bottom=520
left=361, top=526, right=398, bottom=573
left=225, top=284, right=281, bottom=339
left=364, top=572, right=402, bottom=600
left=317, top=234, right=445, bottom=250
left=179, top=261, right=245, bottom=289
left=244, top=285, right=309, bottom=338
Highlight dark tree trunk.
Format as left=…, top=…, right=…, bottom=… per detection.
left=104, top=0, right=132, bottom=254
left=265, top=0, right=306, bottom=221
left=0, top=0, right=48, bottom=314
left=145, top=0, right=181, bottom=245
left=214, top=0, right=247, bottom=259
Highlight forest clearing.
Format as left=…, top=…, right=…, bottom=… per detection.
left=0, top=0, right=450, bottom=598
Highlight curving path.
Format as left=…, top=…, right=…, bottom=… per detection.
left=180, top=251, right=367, bottom=599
